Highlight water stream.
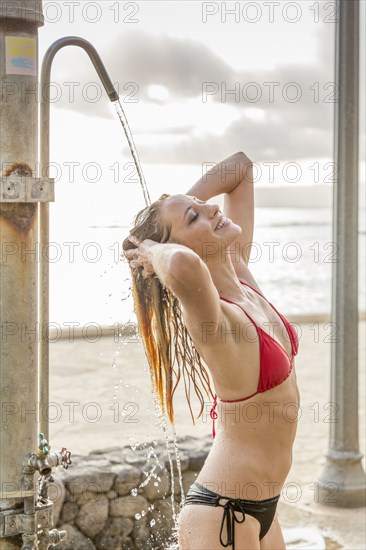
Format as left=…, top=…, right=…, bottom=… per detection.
left=113, top=99, right=151, bottom=207
left=112, top=97, right=184, bottom=548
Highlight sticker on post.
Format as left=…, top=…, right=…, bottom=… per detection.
left=5, top=36, right=36, bottom=76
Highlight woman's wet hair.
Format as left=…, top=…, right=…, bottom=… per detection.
left=124, top=193, right=173, bottom=250
left=122, top=193, right=214, bottom=424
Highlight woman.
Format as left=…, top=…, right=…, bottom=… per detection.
left=123, top=151, right=299, bottom=550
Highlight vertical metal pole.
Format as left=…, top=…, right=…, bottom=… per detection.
left=0, top=0, right=44, bottom=547
left=318, top=0, right=365, bottom=507
left=39, top=73, right=50, bottom=443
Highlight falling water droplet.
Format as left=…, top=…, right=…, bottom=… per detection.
left=131, top=488, right=138, bottom=496
left=135, top=513, right=141, bottom=520
left=150, top=519, right=156, bottom=527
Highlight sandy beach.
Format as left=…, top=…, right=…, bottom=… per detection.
left=49, top=320, right=366, bottom=548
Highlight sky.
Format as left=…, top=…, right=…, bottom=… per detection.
left=30, top=1, right=366, bottom=325
left=37, top=0, right=365, bottom=206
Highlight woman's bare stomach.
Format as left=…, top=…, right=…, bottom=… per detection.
left=195, top=371, right=300, bottom=501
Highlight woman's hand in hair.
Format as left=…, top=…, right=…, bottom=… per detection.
left=124, top=235, right=159, bottom=279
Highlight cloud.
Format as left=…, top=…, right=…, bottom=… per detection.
left=52, top=28, right=234, bottom=117
left=107, top=29, right=233, bottom=99
left=51, top=24, right=363, bottom=164
left=129, top=111, right=333, bottom=165
left=116, top=38, right=335, bottom=162
left=114, top=23, right=337, bottom=163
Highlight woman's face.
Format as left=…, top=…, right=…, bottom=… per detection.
left=160, top=194, right=241, bottom=260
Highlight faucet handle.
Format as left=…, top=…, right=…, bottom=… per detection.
left=60, top=447, right=72, bottom=469
left=38, top=432, right=50, bottom=456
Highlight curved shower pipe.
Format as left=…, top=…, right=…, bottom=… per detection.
left=39, top=37, right=119, bottom=439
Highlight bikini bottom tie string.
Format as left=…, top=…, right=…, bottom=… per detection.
left=218, top=498, right=246, bottom=550
left=210, top=395, right=218, bottom=438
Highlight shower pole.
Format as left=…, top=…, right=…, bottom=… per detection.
left=0, top=2, right=119, bottom=546
left=0, top=0, right=49, bottom=548
left=317, top=0, right=365, bottom=506
left=0, top=0, right=44, bottom=527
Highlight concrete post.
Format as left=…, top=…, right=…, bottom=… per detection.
left=0, top=0, right=44, bottom=547
left=317, top=0, right=366, bottom=507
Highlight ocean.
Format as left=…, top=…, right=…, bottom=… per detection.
left=48, top=177, right=365, bottom=328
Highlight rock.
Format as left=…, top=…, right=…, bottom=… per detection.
left=176, top=435, right=199, bottom=447
left=133, top=515, right=151, bottom=549
left=163, top=453, right=190, bottom=473
left=172, top=470, right=197, bottom=498
left=60, top=501, right=79, bottom=523
left=172, top=475, right=183, bottom=496
left=182, top=470, right=198, bottom=495
left=120, top=538, right=134, bottom=550
left=94, top=517, right=134, bottom=549
left=49, top=477, right=66, bottom=527
left=189, top=448, right=208, bottom=471
left=55, top=440, right=212, bottom=549
left=175, top=436, right=204, bottom=455
left=59, top=453, right=83, bottom=467
left=88, top=446, right=121, bottom=455
left=201, top=436, right=213, bottom=454
left=110, top=495, right=148, bottom=518
left=56, top=524, right=96, bottom=550
left=149, top=499, right=176, bottom=545
left=63, top=465, right=115, bottom=495
left=74, top=489, right=106, bottom=506
left=124, top=454, right=148, bottom=469
left=112, top=464, right=142, bottom=496
left=81, top=459, right=112, bottom=468
left=0, top=537, right=20, bottom=549
left=106, top=453, right=125, bottom=465
left=76, top=495, right=109, bottom=538
left=142, top=467, right=170, bottom=501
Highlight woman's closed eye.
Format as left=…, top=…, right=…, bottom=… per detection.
left=190, top=212, right=199, bottom=223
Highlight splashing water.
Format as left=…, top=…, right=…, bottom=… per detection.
left=113, top=99, right=151, bottom=207
left=151, top=391, right=183, bottom=548
left=171, top=423, right=185, bottom=507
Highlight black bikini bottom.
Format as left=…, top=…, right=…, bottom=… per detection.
left=183, top=481, right=280, bottom=549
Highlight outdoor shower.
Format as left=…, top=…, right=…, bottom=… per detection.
left=1, top=0, right=365, bottom=548
left=0, top=1, right=135, bottom=547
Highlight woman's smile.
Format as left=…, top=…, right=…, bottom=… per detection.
left=215, top=216, right=232, bottom=231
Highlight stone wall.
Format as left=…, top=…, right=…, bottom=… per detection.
left=51, top=435, right=211, bottom=550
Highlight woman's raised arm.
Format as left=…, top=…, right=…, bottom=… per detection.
left=185, top=151, right=254, bottom=267
left=185, top=151, right=252, bottom=200
left=125, top=237, right=222, bottom=339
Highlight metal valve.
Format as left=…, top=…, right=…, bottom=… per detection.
left=60, top=447, right=72, bottom=469
left=38, top=433, right=50, bottom=457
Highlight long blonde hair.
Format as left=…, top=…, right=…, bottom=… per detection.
left=122, top=193, right=214, bottom=424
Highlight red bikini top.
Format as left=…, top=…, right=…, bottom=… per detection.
left=210, top=279, right=299, bottom=437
